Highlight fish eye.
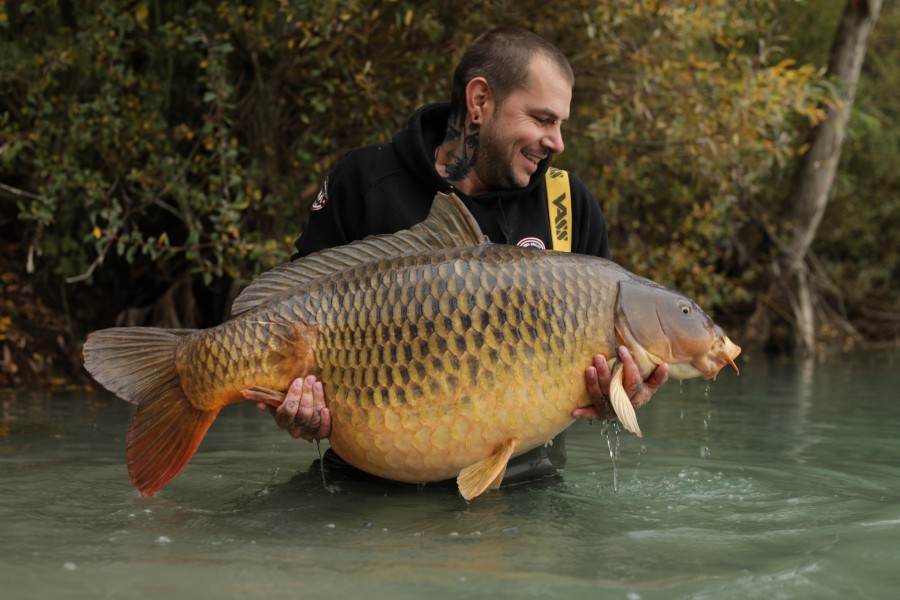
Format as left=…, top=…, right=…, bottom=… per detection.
left=680, top=305, right=692, bottom=315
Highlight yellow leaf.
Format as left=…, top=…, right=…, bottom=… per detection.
left=93, top=226, right=102, bottom=239
left=135, top=3, right=149, bottom=26
left=773, top=58, right=796, bottom=71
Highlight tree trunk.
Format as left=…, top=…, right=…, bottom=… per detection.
left=783, top=0, right=882, bottom=355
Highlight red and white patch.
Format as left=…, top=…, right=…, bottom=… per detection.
left=517, top=237, right=546, bottom=250
left=311, top=185, right=329, bottom=211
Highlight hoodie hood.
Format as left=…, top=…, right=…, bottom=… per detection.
left=392, top=103, right=552, bottom=202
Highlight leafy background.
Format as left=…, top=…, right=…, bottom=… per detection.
left=1, top=0, right=897, bottom=386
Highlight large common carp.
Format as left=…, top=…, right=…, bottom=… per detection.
left=84, top=192, right=740, bottom=500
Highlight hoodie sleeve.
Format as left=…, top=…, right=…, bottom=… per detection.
left=291, top=154, right=367, bottom=259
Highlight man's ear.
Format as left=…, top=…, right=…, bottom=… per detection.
left=465, top=77, right=493, bottom=124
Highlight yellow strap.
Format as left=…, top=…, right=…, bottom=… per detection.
left=545, top=167, right=572, bottom=252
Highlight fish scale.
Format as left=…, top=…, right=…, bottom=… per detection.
left=82, top=191, right=740, bottom=499
left=280, top=245, right=612, bottom=483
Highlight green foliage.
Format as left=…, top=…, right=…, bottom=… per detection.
left=0, top=0, right=462, bottom=295
left=549, top=1, right=833, bottom=312
left=0, top=0, right=894, bottom=348
left=816, top=0, right=900, bottom=339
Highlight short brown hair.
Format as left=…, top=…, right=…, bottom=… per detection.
left=450, top=27, right=574, bottom=111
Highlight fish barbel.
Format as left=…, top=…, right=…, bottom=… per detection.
left=83, top=192, right=740, bottom=500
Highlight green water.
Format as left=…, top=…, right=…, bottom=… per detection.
left=1, top=350, right=898, bottom=599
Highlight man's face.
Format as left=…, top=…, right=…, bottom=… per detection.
left=477, top=55, right=572, bottom=190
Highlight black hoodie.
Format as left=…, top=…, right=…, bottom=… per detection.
left=293, top=103, right=611, bottom=259
left=292, top=103, right=613, bottom=483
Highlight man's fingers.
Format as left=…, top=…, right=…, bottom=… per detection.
left=572, top=404, right=616, bottom=421
left=576, top=348, right=671, bottom=421
left=572, top=406, right=599, bottom=420
left=257, top=376, right=331, bottom=440
left=646, top=362, right=670, bottom=389
left=585, top=364, right=602, bottom=397
left=615, top=345, right=648, bottom=407
left=290, top=376, right=331, bottom=441
left=585, top=353, right=611, bottom=398
left=273, top=378, right=303, bottom=430
left=318, top=405, right=332, bottom=436
left=575, top=354, right=617, bottom=421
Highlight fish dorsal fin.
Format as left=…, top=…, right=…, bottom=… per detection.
left=231, top=192, right=485, bottom=315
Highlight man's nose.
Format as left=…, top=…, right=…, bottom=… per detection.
left=543, top=126, right=565, bottom=155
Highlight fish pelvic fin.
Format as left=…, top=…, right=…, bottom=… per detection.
left=83, top=327, right=217, bottom=496
left=240, top=386, right=286, bottom=408
left=231, top=192, right=485, bottom=315
left=457, top=438, right=518, bottom=501
left=610, top=363, right=643, bottom=438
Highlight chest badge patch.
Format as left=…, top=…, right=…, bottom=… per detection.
left=311, top=185, right=329, bottom=211
left=517, top=237, right=546, bottom=250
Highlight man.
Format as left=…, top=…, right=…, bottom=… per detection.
left=255, top=27, right=669, bottom=484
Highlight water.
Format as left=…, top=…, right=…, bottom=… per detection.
left=2, top=350, right=899, bottom=599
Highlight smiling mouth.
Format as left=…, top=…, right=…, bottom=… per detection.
left=522, top=151, right=543, bottom=167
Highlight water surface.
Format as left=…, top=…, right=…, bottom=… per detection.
left=1, top=350, right=898, bottom=599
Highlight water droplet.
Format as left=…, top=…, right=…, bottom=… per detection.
left=600, top=421, right=620, bottom=491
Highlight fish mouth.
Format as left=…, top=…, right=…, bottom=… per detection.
left=636, top=335, right=741, bottom=381
left=690, top=335, right=741, bottom=380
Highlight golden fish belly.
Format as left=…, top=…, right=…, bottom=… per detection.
left=303, top=245, right=618, bottom=483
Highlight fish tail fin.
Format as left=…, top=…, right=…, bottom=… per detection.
left=126, top=381, right=219, bottom=497
left=83, top=327, right=217, bottom=496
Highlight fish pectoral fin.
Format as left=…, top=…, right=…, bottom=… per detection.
left=610, top=363, right=643, bottom=438
left=241, top=386, right=286, bottom=408
left=457, top=439, right=518, bottom=501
